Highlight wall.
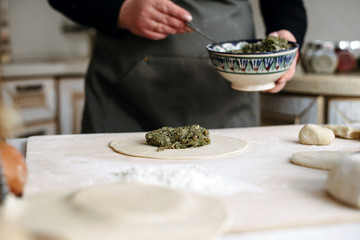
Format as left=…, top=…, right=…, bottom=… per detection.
left=6, top=0, right=360, bottom=60
left=250, top=0, right=360, bottom=44
left=7, top=0, right=90, bottom=61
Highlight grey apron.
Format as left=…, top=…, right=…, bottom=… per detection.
left=82, top=0, right=259, bottom=133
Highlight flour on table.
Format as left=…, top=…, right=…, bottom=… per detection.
left=114, top=165, right=262, bottom=196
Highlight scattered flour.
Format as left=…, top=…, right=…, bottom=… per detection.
left=114, top=165, right=262, bottom=196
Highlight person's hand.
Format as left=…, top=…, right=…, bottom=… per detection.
left=118, top=0, right=193, bottom=40
left=264, top=30, right=299, bottom=93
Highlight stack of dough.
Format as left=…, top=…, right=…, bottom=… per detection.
left=293, top=124, right=360, bottom=170
left=298, top=124, right=360, bottom=146
left=294, top=124, right=360, bottom=208
left=327, top=152, right=360, bottom=208
left=324, top=125, right=360, bottom=139
left=1, top=182, right=229, bottom=240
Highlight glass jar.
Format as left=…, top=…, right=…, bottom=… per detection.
left=336, top=40, right=356, bottom=73
left=310, top=41, right=338, bottom=74
left=301, top=40, right=321, bottom=73
left=350, top=40, right=360, bottom=71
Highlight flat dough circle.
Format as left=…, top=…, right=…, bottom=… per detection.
left=109, top=134, right=248, bottom=159
left=5, top=183, right=229, bottom=240
left=290, top=151, right=352, bottom=170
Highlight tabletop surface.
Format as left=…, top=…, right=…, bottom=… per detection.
left=21, top=124, right=360, bottom=239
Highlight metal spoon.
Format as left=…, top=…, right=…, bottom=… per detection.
left=186, top=22, right=227, bottom=51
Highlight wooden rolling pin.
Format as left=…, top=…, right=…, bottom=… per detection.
left=0, top=142, right=27, bottom=197
left=0, top=105, right=27, bottom=197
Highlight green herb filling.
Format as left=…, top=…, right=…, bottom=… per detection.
left=145, top=124, right=211, bottom=151
left=232, top=36, right=291, bottom=53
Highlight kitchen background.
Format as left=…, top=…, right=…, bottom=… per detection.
left=0, top=0, right=359, bottom=138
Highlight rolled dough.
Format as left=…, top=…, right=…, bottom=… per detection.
left=109, top=134, right=248, bottom=159
left=298, top=124, right=335, bottom=145
left=324, top=125, right=360, bottom=139
left=290, top=151, right=352, bottom=170
left=3, top=183, right=229, bottom=240
left=327, top=152, right=360, bottom=208
left=0, top=218, right=32, bottom=240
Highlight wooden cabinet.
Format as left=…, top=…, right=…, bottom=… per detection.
left=261, top=73, right=360, bottom=126
left=13, top=122, right=57, bottom=138
left=58, top=78, right=85, bottom=134
left=1, top=78, right=56, bottom=122
left=1, top=76, right=86, bottom=137
left=0, top=60, right=88, bottom=137
left=260, top=93, right=324, bottom=125
left=1, top=77, right=57, bottom=137
left=327, top=97, right=360, bottom=124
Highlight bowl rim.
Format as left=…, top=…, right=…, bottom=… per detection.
left=206, top=38, right=299, bottom=55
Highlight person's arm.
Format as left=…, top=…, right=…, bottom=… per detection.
left=260, top=0, right=307, bottom=93
left=117, top=0, right=192, bottom=40
left=48, top=0, right=124, bottom=34
left=260, top=0, right=307, bottom=50
left=48, top=0, right=193, bottom=39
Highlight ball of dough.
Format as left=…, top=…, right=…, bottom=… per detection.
left=298, top=124, right=335, bottom=145
left=327, top=152, right=360, bottom=208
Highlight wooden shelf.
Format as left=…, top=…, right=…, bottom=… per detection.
left=284, top=73, right=360, bottom=97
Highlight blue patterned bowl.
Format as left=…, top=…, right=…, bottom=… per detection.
left=207, top=39, right=298, bottom=91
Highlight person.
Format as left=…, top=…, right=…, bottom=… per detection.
left=48, top=0, right=307, bottom=133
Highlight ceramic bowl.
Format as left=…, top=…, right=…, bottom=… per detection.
left=207, top=39, right=299, bottom=91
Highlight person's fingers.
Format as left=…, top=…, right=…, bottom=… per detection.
left=149, top=1, right=192, bottom=33
left=269, top=30, right=296, bottom=42
left=154, top=0, right=192, bottom=22
left=142, top=27, right=168, bottom=40
left=149, top=20, right=174, bottom=34
left=268, top=32, right=279, bottom=37
left=266, top=78, right=287, bottom=93
left=264, top=51, right=298, bottom=93
left=152, top=12, right=192, bottom=33
left=263, top=31, right=299, bottom=93
left=119, top=0, right=192, bottom=39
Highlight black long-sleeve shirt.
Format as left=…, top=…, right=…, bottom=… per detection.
left=260, top=0, right=307, bottom=49
left=48, top=0, right=307, bottom=48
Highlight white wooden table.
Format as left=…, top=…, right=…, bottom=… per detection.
left=10, top=124, right=360, bottom=239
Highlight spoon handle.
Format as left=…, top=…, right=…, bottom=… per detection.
left=186, top=22, right=226, bottom=51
